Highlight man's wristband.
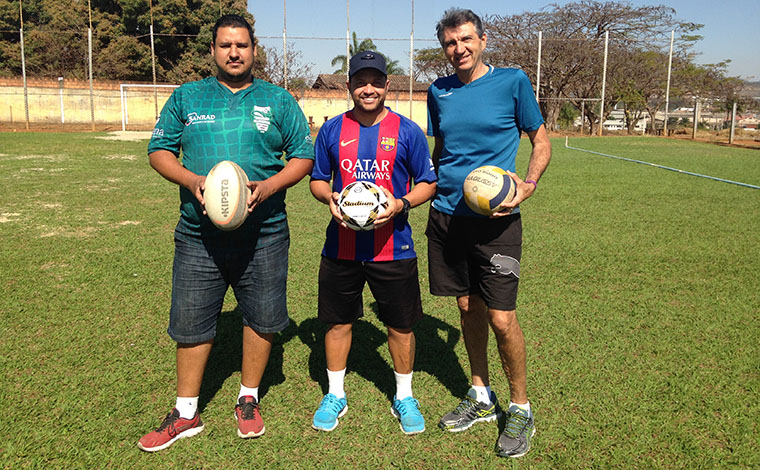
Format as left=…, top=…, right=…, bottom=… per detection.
left=400, top=197, right=411, bottom=216
left=525, top=179, right=538, bottom=189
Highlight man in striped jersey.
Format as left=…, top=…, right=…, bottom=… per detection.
left=309, top=51, right=437, bottom=435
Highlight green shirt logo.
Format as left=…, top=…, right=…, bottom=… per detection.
left=253, top=106, right=272, bottom=133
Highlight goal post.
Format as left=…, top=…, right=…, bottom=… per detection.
left=120, top=83, right=178, bottom=131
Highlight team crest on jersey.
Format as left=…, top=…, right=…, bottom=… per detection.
left=252, top=106, right=272, bottom=133
left=380, top=136, right=396, bottom=152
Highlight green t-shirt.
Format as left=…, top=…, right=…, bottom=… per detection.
left=148, top=76, right=314, bottom=238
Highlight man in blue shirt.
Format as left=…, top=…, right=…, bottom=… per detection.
left=310, top=52, right=437, bottom=435
left=426, top=8, right=551, bottom=458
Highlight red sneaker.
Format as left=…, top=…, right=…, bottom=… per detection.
left=235, top=395, right=265, bottom=438
left=137, top=408, right=204, bottom=452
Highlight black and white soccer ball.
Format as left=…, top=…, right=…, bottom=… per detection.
left=337, top=181, right=390, bottom=231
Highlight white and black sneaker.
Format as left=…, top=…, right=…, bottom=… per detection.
left=496, top=405, right=535, bottom=458
left=438, top=389, right=500, bottom=432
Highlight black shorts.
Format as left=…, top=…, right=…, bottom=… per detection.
left=318, top=256, right=423, bottom=329
left=425, top=207, right=522, bottom=311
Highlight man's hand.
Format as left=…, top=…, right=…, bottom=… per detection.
left=246, top=180, right=276, bottom=212
left=328, top=191, right=349, bottom=228
left=491, top=171, right=535, bottom=218
left=373, top=187, right=402, bottom=228
left=189, top=174, right=207, bottom=214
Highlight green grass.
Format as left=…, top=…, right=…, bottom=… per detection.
left=0, top=133, right=758, bottom=468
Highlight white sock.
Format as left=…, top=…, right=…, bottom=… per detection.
left=175, top=396, right=198, bottom=419
left=472, top=385, right=492, bottom=405
left=509, top=401, right=531, bottom=413
left=238, top=384, right=259, bottom=402
left=394, top=371, right=414, bottom=400
left=327, top=368, right=346, bottom=399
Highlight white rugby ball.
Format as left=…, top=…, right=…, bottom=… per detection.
left=463, top=165, right=516, bottom=216
left=204, top=160, right=251, bottom=231
left=337, top=181, right=389, bottom=231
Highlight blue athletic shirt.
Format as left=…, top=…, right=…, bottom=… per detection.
left=312, top=108, right=437, bottom=262
left=427, top=66, right=544, bottom=216
left=148, top=77, right=314, bottom=239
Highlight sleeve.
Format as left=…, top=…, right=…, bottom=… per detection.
left=426, top=86, right=440, bottom=137
left=147, top=87, right=185, bottom=156
left=514, top=70, right=544, bottom=133
left=310, top=122, right=334, bottom=182
left=403, top=119, right=437, bottom=184
left=278, top=91, right=315, bottom=161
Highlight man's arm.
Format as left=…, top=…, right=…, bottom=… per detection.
left=374, top=181, right=437, bottom=226
left=498, top=124, right=551, bottom=213
left=247, top=158, right=314, bottom=212
left=149, top=150, right=206, bottom=207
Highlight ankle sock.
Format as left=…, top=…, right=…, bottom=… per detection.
left=175, top=396, right=198, bottom=419
left=327, top=368, right=346, bottom=399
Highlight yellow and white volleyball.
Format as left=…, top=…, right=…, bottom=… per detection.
left=462, top=166, right=516, bottom=216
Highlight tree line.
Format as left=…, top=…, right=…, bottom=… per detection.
left=0, top=0, right=753, bottom=133
left=413, top=1, right=752, bottom=133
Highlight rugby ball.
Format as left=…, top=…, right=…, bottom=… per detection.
left=463, top=166, right=516, bottom=216
left=337, top=181, right=390, bottom=231
left=204, top=160, right=251, bottom=231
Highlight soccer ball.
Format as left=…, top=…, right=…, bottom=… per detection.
left=462, top=166, right=516, bottom=216
left=337, top=181, right=389, bottom=231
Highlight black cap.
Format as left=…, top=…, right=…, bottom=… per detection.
left=348, top=51, right=387, bottom=78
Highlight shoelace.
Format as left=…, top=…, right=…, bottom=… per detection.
left=320, top=395, right=344, bottom=414
left=453, top=395, right=478, bottom=415
left=156, top=410, right=180, bottom=432
left=504, top=411, right=530, bottom=437
left=395, top=398, right=419, bottom=416
left=239, top=401, right=258, bottom=420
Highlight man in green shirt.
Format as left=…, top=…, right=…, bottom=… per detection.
left=138, top=14, right=314, bottom=452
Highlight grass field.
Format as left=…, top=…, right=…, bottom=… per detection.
left=0, top=133, right=758, bottom=469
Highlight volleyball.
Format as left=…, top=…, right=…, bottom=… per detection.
left=462, top=166, right=516, bottom=216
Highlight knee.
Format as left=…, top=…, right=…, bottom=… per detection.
left=457, top=295, right=486, bottom=316
left=489, top=310, right=518, bottom=336
left=327, top=323, right=352, bottom=338
left=387, top=327, right=413, bottom=342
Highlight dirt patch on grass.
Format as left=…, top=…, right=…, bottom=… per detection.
left=96, top=131, right=152, bottom=142
left=103, top=154, right=139, bottom=160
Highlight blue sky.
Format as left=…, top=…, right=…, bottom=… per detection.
left=247, top=0, right=759, bottom=81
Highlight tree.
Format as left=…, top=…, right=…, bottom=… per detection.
left=484, top=0, right=704, bottom=133
left=413, top=46, right=452, bottom=81
left=331, top=32, right=377, bottom=73
left=330, top=31, right=404, bottom=75
left=557, top=102, right=579, bottom=129
left=261, top=43, right=314, bottom=90
left=384, top=57, right=405, bottom=75
left=0, top=0, right=252, bottom=81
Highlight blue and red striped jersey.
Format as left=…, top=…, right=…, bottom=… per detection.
left=312, top=109, right=436, bottom=261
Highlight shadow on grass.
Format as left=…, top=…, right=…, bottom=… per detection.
left=198, top=308, right=298, bottom=412
left=297, top=302, right=469, bottom=401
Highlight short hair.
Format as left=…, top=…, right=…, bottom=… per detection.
left=435, top=8, right=484, bottom=46
left=212, top=14, right=255, bottom=45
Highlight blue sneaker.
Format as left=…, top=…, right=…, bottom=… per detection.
left=312, top=393, right=347, bottom=432
left=391, top=396, right=425, bottom=435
